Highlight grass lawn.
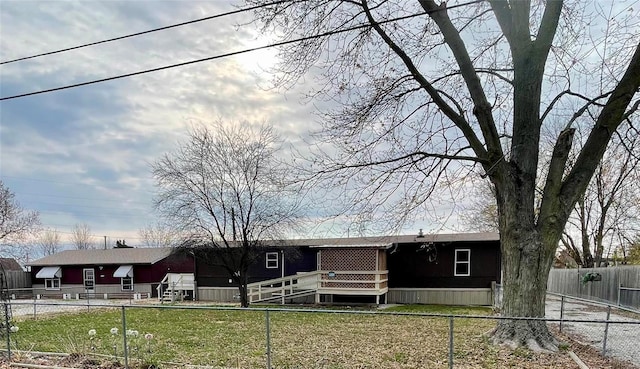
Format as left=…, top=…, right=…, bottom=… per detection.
left=8, top=303, right=593, bottom=368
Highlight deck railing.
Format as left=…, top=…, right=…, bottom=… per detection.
left=246, top=270, right=389, bottom=303
left=157, top=273, right=195, bottom=302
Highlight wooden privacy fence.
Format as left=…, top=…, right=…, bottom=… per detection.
left=5, top=270, right=31, bottom=290
left=547, top=266, right=640, bottom=308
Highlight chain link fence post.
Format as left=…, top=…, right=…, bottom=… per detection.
left=448, top=316, right=454, bottom=369
left=559, top=295, right=565, bottom=332
left=265, top=310, right=272, bottom=369
left=121, top=306, right=129, bottom=368
left=4, top=302, right=10, bottom=362
left=602, top=305, right=611, bottom=355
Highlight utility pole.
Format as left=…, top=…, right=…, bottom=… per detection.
left=104, top=236, right=107, bottom=250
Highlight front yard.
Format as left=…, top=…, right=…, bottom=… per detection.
left=6, top=303, right=637, bottom=368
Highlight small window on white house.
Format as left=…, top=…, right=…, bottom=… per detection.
left=45, top=278, right=60, bottom=290
left=266, top=252, right=279, bottom=269
left=454, top=249, right=471, bottom=276
left=121, top=277, right=133, bottom=291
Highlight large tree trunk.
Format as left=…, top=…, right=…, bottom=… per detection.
left=490, top=159, right=561, bottom=351
left=492, top=230, right=558, bottom=351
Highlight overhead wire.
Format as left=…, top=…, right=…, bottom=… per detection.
left=0, top=0, right=485, bottom=101
left=0, top=0, right=297, bottom=65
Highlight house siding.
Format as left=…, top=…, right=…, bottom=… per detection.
left=195, top=247, right=316, bottom=287
left=387, top=288, right=493, bottom=305
left=30, top=253, right=194, bottom=289
left=388, top=240, right=501, bottom=289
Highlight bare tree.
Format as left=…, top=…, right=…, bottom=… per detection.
left=71, top=223, right=94, bottom=250
left=37, top=228, right=61, bottom=256
left=250, top=0, right=640, bottom=349
left=562, top=129, right=640, bottom=267
left=152, top=122, right=302, bottom=307
left=0, top=180, right=40, bottom=258
left=462, top=127, right=640, bottom=268
left=138, top=223, right=178, bottom=248
left=459, top=179, right=499, bottom=233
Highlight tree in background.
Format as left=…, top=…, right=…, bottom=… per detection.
left=562, top=130, right=640, bottom=267
left=459, top=180, right=498, bottom=233
left=461, top=126, right=640, bottom=268
left=627, top=241, right=640, bottom=265
left=138, top=223, right=178, bottom=248
left=37, top=228, right=61, bottom=256
left=71, top=223, right=95, bottom=250
left=152, top=122, right=302, bottom=307
left=250, top=0, right=640, bottom=349
left=0, top=180, right=40, bottom=260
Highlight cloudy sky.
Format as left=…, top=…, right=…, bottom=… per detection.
left=0, top=0, right=332, bottom=249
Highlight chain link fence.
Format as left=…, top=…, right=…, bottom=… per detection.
left=546, top=293, right=640, bottom=364
left=2, top=300, right=639, bottom=368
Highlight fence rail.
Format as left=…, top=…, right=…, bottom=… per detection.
left=3, top=300, right=639, bottom=369
left=547, top=266, right=640, bottom=308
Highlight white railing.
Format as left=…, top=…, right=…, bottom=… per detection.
left=157, top=273, right=195, bottom=302
left=247, top=271, right=322, bottom=303
left=246, top=270, right=389, bottom=303
left=318, top=270, right=389, bottom=293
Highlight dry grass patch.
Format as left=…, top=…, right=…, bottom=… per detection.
left=7, top=304, right=638, bottom=368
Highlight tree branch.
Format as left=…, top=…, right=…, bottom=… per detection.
left=560, top=42, right=640, bottom=217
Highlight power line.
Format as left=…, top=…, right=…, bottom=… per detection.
left=0, top=0, right=295, bottom=65
left=0, top=0, right=484, bottom=101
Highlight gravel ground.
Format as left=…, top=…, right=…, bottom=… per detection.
left=546, top=294, right=640, bottom=367
left=9, top=298, right=143, bottom=318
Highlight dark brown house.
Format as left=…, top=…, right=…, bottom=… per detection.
left=198, top=232, right=501, bottom=306
left=386, top=232, right=501, bottom=305
left=27, top=232, right=501, bottom=305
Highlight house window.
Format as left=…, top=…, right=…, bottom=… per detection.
left=266, top=252, right=279, bottom=269
left=45, top=278, right=60, bottom=290
left=454, top=249, right=471, bottom=276
left=121, top=277, right=133, bottom=291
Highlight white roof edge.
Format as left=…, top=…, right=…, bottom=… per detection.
left=309, top=243, right=393, bottom=249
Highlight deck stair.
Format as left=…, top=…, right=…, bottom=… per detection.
left=157, top=273, right=195, bottom=303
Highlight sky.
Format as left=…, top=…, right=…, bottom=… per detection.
left=0, top=0, right=334, bottom=251
left=0, top=0, right=454, bottom=256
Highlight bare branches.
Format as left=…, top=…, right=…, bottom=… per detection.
left=71, top=223, right=95, bottom=250
left=37, top=228, right=61, bottom=256
left=419, top=0, right=499, bottom=161
left=0, top=180, right=40, bottom=247
left=152, top=121, right=303, bottom=306
left=138, top=223, right=179, bottom=248
left=560, top=42, right=640, bottom=211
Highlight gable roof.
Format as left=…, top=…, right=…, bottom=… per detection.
left=27, top=248, right=173, bottom=267
left=0, top=258, right=23, bottom=271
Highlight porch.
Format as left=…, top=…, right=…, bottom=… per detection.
left=248, top=243, right=391, bottom=304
